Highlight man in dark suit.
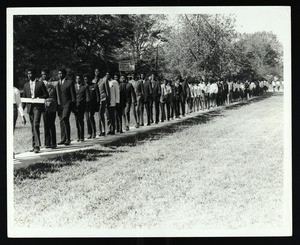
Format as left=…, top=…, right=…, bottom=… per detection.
left=22, top=68, right=49, bottom=153
left=150, top=73, right=161, bottom=124
left=116, top=75, right=127, bottom=133
left=98, top=72, right=111, bottom=136
left=142, top=75, right=153, bottom=126
left=179, top=75, right=190, bottom=117
left=57, top=68, right=76, bottom=145
left=85, top=73, right=99, bottom=139
left=73, top=74, right=90, bottom=141
left=134, top=74, right=144, bottom=127
left=41, top=68, right=61, bottom=149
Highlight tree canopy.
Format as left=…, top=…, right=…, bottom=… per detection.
left=13, top=14, right=283, bottom=87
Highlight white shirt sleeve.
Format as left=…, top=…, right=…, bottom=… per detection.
left=14, top=87, right=24, bottom=117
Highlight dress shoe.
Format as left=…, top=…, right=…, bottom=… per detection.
left=77, top=139, right=80, bottom=142
left=58, top=141, right=65, bottom=145
left=87, top=135, right=92, bottom=139
left=135, top=124, right=139, bottom=128
left=92, top=135, right=96, bottom=138
left=64, top=141, right=70, bottom=146
left=126, top=126, right=129, bottom=131
left=140, top=123, right=144, bottom=126
left=51, top=145, right=57, bottom=149
left=147, top=123, right=151, bottom=126
left=34, top=148, right=40, bottom=153
left=120, top=130, right=124, bottom=133
left=80, top=139, right=85, bottom=142
left=45, top=146, right=51, bottom=148
left=29, top=148, right=35, bottom=152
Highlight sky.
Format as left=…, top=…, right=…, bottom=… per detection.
left=233, top=7, right=290, bottom=45
left=164, top=6, right=290, bottom=45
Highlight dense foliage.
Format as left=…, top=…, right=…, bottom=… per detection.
left=13, top=14, right=283, bottom=87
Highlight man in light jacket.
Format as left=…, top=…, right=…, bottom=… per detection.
left=106, top=74, right=120, bottom=135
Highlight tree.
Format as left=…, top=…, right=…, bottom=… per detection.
left=13, top=15, right=135, bottom=87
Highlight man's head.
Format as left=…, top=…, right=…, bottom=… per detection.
left=75, top=74, right=82, bottom=84
left=120, top=75, right=125, bottom=83
left=105, top=72, right=111, bottom=80
left=95, top=68, right=100, bottom=77
left=114, top=74, right=118, bottom=81
left=27, top=68, right=37, bottom=81
left=140, top=73, right=144, bottom=79
left=151, top=73, right=156, bottom=80
left=58, top=68, right=67, bottom=80
left=41, top=68, right=50, bottom=81
left=83, top=73, right=91, bottom=85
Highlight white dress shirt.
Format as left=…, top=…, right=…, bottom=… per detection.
left=13, top=87, right=24, bottom=117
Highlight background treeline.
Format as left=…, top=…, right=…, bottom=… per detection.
left=13, top=14, right=283, bottom=88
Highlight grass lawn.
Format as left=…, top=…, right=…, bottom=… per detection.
left=13, top=93, right=284, bottom=231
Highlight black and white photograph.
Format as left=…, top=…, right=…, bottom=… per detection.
left=7, top=6, right=292, bottom=237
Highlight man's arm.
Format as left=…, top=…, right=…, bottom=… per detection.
left=70, top=80, right=76, bottom=103
left=115, top=81, right=120, bottom=104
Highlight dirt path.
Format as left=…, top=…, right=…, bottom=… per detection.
left=13, top=93, right=285, bottom=235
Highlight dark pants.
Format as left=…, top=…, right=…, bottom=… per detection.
left=181, top=96, right=187, bottom=116
left=136, top=95, right=144, bottom=125
left=160, top=102, right=166, bottom=122
left=174, top=99, right=180, bottom=117
left=87, top=110, right=97, bottom=137
left=74, top=109, right=85, bottom=140
left=43, top=110, right=57, bottom=147
left=106, top=106, right=116, bottom=133
left=144, top=98, right=152, bottom=125
left=29, top=105, right=42, bottom=148
left=86, top=111, right=92, bottom=136
left=116, top=104, right=124, bottom=132
left=58, top=107, right=71, bottom=142
left=125, top=102, right=132, bottom=127
left=99, top=100, right=107, bottom=134
left=151, top=99, right=160, bottom=123
left=149, top=97, right=154, bottom=123
left=13, top=104, right=18, bottom=131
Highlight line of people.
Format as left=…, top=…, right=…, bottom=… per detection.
left=15, top=67, right=271, bottom=153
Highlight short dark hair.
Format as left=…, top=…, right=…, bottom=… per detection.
left=27, top=67, right=37, bottom=75
left=83, top=73, right=90, bottom=79
left=41, top=68, right=50, bottom=74
left=58, top=68, right=67, bottom=76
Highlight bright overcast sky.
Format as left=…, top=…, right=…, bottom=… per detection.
left=164, top=6, right=290, bottom=45
left=233, top=7, right=290, bottom=45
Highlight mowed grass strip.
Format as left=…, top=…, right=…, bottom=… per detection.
left=14, top=93, right=284, bottom=230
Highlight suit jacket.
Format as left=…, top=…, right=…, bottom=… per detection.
left=44, top=81, right=61, bottom=112
left=125, top=82, right=137, bottom=104
left=151, top=80, right=161, bottom=101
left=142, top=79, right=153, bottom=102
left=135, top=79, right=144, bottom=98
left=75, top=84, right=90, bottom=111
left=22, top=79, right=49, bottom=114
left=181, top=81, right=191, bottom=99
left=119, top=82, right=127, bottom=109
left=98, top=77, right=111, bottom=103
left=87, top=83, right=100, bottom=111
left=60, top=78, right=76, bottom=109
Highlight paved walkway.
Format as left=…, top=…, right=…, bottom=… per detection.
left=13, top=97, right=257, bottom=167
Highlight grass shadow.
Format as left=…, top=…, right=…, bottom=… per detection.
left=106, top=111, right=224, bottom=147
left=225, top=92, right=274, bottom=111
left=14, top=148, right=125, bottom=182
